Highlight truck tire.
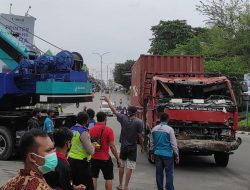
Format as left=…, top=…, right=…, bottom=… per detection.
left=0, top=126, right=13, bottom=160
left=214, top=152, right=229, bottom=167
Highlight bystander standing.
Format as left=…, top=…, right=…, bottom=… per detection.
left=44, top=127, right=86, bottom=190
left=0, top=129, right=56, bottom=190
left=68, top=112, right=95, bottom=190
left=43, top=109, right=55, bottom=140
left=104, top=96, right=144, bottom=190
left=86, top=108, right=96, bottom=129
left=27, top=108, right=42, bottom=130
left=151, top=113, right=179, bottom=190
left=90, top=111, right=121, bottom=190
left=55, top=104, right=63, bottom=114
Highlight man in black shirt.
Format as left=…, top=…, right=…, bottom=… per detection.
left=44, top=127, right=85, bottom=190
left=27, top=108, right=42, bottom=130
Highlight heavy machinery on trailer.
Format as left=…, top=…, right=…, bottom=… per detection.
left=131, top=55, right=242, bottom=167
left=0, top=22, right=93, bottom=160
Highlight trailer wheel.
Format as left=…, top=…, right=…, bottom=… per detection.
left=214, top=152, right=229, bottom=167
left=0, top=126, right=13, bottom=160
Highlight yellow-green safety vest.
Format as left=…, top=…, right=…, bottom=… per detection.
left=68, top=124, right=91, bottom=161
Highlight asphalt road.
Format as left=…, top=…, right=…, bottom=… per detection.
left=0, top=92, right=250, bottom=190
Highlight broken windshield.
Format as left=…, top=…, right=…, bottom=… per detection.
left=157, top=81, right=232, bottom=101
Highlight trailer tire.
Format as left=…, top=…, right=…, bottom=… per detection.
left=214, top=152, right=229, bottom=167
left=0, top=126, right=13, bottom=160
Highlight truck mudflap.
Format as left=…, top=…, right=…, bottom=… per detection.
left=177, top=137, right=242, bottom=152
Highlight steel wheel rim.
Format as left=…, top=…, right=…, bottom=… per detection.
left=0, top=135, right=6, bottom=154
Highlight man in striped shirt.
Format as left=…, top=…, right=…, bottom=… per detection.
left=151, top=113, right=179, bottom=190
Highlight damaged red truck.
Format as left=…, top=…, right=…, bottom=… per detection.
left=131, top=55, right=242, bottom=167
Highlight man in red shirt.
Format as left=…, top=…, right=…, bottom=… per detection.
left=90, top=111, right=121, bottom=190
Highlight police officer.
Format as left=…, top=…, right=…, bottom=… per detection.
left=68, top=112, right=95, bottom=190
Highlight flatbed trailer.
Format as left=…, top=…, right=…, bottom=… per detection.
left=0, top=109, right=76, bottom=160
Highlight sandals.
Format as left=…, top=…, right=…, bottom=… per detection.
left=116, top=186, right=123, bottom=190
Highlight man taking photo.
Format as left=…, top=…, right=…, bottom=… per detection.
left=104, top=96, right=144, bottom=190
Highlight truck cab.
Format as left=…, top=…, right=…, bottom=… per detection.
left=148, top=75, right=241, bottom=166
left=131, top=55, right=241, bottom=167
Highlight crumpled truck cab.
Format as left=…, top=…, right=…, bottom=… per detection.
left=154, top=76, right=241, bottom=154
left=131, top=55, right=241, bottom=167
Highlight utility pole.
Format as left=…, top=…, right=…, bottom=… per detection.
left=92, top=52, right=110, bottom=94
left=9, top=3, right=12, bottom=14
left=107, top=64, right=109, bottom=87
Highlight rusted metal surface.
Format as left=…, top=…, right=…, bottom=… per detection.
left=151, top=75, right=239, bottom=130
left=177, top=138, right=242, bottom=152
left=165, top=110, right=234, bottom=123
left=131, top=55, right=204, bottom=108
left=130, top=54, right=241, bottom=154
left=134, top=55, right=204, bottom=74
left=152, top=76, right=228, bottom=84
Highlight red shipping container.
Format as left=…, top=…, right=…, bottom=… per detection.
left=131, top=55, right=204, bottom=108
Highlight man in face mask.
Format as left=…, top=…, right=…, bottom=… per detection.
left=44, top=127, right=86, bottom=190
left=0, top=129, right=56, bottom=190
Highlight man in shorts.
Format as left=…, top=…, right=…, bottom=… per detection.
left=104, top=97, right=144, bottom=190
left=90, top=111, right=121, bottom=190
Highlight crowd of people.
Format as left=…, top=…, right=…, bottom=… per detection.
left=0, top=96, right=179, bottom=190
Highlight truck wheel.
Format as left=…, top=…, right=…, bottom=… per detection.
left=0, top=126, right=13, bottom=160
left=214, top=152, right=229, bottom=167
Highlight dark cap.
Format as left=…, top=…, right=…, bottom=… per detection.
left=32, top=108, right=41, bottom=116
left=127, top=106, right=137, bottom=116
left=47, top=109, right=55, bottom=115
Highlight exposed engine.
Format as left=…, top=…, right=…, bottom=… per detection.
left=155, top=81, right=237, bottom=143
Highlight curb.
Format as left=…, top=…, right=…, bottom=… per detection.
left=236, top=131, right=250, bottom=135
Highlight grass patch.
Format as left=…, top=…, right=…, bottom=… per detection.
left=238, top=113, right=250, bottom=131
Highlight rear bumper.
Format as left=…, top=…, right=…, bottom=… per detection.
left=177, top=137, right=242, bottom=152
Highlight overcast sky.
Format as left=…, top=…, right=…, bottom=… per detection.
left=1, top=0, right=206, bottom=78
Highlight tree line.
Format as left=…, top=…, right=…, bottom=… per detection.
left=113, top=0, right=250, bottom=97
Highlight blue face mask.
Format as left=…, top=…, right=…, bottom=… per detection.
left=32, top=152, right=58, bottom=174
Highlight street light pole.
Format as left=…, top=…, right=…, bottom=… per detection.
left=107, top=64, right=109, bottom=87
left=92, top=52, right=110, bottom=93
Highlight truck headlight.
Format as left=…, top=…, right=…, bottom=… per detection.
left=221, top=129, right=231, bottom=136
